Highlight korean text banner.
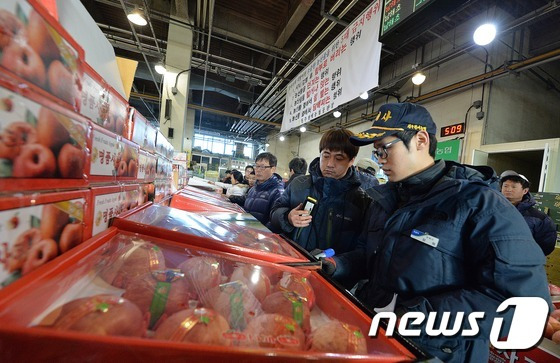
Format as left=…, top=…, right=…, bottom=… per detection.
left=281, top=0, right=383, bottom=133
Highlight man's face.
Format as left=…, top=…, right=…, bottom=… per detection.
left=501, top=180, right=528, bottom=204
left=254, top=158, right=275, bottom=182
left=373, top=135, right=416, bottom=182
left=247, top=174, right=256, bottom=186
left=319, top=149, right=354, bottom=180
left=245, top=167, right=254, bottom=177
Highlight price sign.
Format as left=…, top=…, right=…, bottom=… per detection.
left=440, top=122, right=465, bottom=137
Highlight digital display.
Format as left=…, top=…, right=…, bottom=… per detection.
left=440, top=122, right=465, bottom=137
left=380, top=0, right=435, bottom=37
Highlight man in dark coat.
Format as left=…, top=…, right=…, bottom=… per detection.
left=270, top=129, right=370, bottom=271
left=327, top=103, right=551, bottom=363
left=500, top=170, right=557, bottom=255
left=285, top=157, right=307, bottom=187
left=244, top=152, right=284, bottom=230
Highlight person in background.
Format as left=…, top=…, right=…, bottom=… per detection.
left=230, top=171, right=255, bottom=207
left=244, top=152, right=284, bottom=229
left=500, top=170, right=557, bottom=255
left=355, top=158, right=379, bottom=191
left=222, top=170, right=232, bottom=184
left=215, top=170, right=248, bottom=198
left=242, top=165, right=254, bottom=184
left=270, top=128, right=370, bottom=269
left=285, top=157, right=308, bottom=187
left=326, top=102, right=551, bottom=362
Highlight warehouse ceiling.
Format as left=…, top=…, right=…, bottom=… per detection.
left=81, top=0, right=560, bottom=143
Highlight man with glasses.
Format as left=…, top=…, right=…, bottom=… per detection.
left=328, top=103, right=550, bottom=362
left=270, top=128, right=370, bottom=281
left=243, top=152, right=284, bottom=229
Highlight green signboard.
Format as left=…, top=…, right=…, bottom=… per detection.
left=435, top=139, right=461, bottom=162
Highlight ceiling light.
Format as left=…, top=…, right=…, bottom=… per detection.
left=265, top=143, right=270, bottom=147
left=473, top=23, right=496, bottom=46
left=127, top=7, right=147, bottom=26
left=154, top=62, right=166, bottom=75
left=299, top=126, right=306, bottom=133
left=333, top=110, right=342, bottom=118
left=360, top=91, right=368, bottom=100
left=411, top=72, right=426, bottom=85
left=279, top=135, right=285, bottom=141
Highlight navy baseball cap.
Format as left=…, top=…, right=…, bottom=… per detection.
left=350, top=103, right=437, bottom=146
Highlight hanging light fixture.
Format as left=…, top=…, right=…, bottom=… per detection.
left=333, top=110, right=342, bottom=118
left=411, top=72, right=426, bottom=85
left=265, top=143, right=270, bottom=147
left=360, top=91, right=369, bottom=100
left=279, top=135, right=285, bottom=141
left=127, top=7, right=147, bottom=26
left=473, top=23, right=496, bottom=46
left=299, top=126, right=307, bottom=133
left=154, top=62, right=167, bottom=75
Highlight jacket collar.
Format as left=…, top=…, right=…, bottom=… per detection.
left=308, top=157, right=361, bottom=195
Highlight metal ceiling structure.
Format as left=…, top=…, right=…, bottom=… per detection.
left=81, top=0, right=560, bottom=143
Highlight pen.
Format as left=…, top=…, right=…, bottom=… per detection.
left=313, top=248, right=335, bottom=259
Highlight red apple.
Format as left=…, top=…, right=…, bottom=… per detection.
left=1, top=41, right=46, bottom=87
left=47, top=60, right=77, bottom=106
left=0, top=10, right=26, bottom=48
left=40, top=204, right=69, bottom=242
left=0, top=122, right=37, bottom=160
left=12, top=144, right=56, bottom=177
left=27, top=10, right=59, bottom=64
left=36, top=107, right=70, bottom=152
left=57, top=143, right=85, bottom=178
left=21, top=238, right=58, bottom=275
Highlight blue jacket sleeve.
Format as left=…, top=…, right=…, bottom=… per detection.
left=534, top=216, right=558, bottom=256
left=270, top=183, right=295, bottom=235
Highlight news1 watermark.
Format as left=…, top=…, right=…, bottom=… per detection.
left=368, top=297, right=549, bottom=349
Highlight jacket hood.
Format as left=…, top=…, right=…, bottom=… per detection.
left=308, top=157, right=362, bottom=194
left=441, top=161, right=499, bottom=189
left=517, top=192, right=536, bottom=212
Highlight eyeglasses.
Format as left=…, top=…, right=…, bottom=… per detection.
left=254, top=165, right=272, bottom=170
left=373, top=138, right=402, bottom=159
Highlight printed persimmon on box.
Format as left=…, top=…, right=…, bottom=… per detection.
left=0, top=228, right=420, bottom=362
left=116, top=137, right=139, bottom=181
left=155, top=131, right=174, bottom=159
left=0, top=78, right=90, bottom=191
left=137, top=150, right=156, bottom=182
left=0, top=0, right=84, bottom=112
left=0, top=189, right=88, bottom=289
left=129, top=108, right=157, bottom=153
left=106, top=86, right=130, bottom=139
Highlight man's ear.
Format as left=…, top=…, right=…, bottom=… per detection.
left=415, top=131, right=430, bottom=151
left=349, top=157, right=355, bottom=166
left=523, top=188, right=530, bottom=196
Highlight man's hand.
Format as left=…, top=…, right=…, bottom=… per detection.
left=288, top=203, right=312, bottom=228
left=309, top=249, right=336, bottom=276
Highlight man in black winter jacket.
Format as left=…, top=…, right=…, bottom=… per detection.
left=270, top=129, right=370, bottom=267
left=327, top=103, right=551, bottom=363
left=500, top=170, right=557, bottom=255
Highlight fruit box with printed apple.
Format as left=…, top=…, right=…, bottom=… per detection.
left=0, top=228, right=421, bottom=362
left=0, top=76, right=91, bottom=191
left=0, top=0, right=84, bottom=113
left=129, top=108, right=157, bottom=154
left=86, top=184, right=144, bottom=241
left=0, top=189, right=89, bottom=289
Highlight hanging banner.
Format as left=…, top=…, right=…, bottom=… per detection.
left=281, top=0, right=383, bottom=133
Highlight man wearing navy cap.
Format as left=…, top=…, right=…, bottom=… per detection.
left=500, top=170, right=557, bottom=255
left=327, top=103, right=551, bottom=362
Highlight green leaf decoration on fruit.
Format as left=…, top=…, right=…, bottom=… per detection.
left=25, top=109, right=37, bottom=127
left=0, top=159, right=13, bottom=177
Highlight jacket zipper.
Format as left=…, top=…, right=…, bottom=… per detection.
left=326, top=208, right=333, bottom=247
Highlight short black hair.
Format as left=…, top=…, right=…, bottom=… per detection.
left=225, top=170, right=232, bottom=174
left=394, top=130, right=437, bottom=158
left=255, top=152, right=277, bottom=167
left=501, top=176, right=530, bottom=189
left=231, top=170, right=243, bottom=183
left=289, top=157, right=307, bottom=174
left=320, top=128, right=359, bottom=160
left=245, top=165, right=254, bottom=172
